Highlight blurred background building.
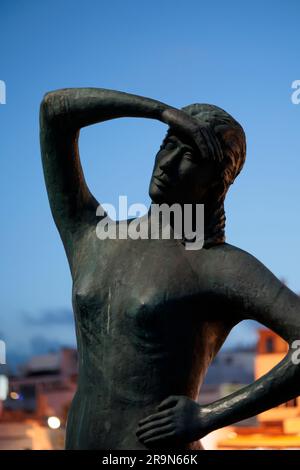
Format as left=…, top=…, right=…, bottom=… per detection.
left=214, top=330, right=300, bottom=449
left=0, top=348, right=77, bottom=449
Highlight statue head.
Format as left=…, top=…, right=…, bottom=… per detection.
left=149, top=103, right=246, bottom=246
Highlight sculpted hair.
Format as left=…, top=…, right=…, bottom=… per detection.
left=177, top=103, right=246, bottom=247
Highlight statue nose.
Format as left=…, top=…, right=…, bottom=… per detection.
left=160, top=159, right=172, bottom=171
left=160, top=151, right=178, bottom=172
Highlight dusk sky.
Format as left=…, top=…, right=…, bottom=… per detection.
left=1, top=0, right=300, bottom=368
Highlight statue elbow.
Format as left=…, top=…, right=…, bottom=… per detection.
left=40, top=90, right=66, bottom=125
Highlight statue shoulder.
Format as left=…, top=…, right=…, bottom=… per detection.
left=206, top=242, right=264, bottom=270
left=199, top=242, right=277, bottom=294
left=203, top=242, right=289, bottom=317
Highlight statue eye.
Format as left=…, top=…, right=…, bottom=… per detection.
left=184, top=151, right=195, bottom=162
left=164, top=141, right=176, bottom=151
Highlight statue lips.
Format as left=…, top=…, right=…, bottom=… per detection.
left=154, top=175, right=172, bottom=190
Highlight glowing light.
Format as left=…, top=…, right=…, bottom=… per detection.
left=10, top=391, right=20, bottom=400
left=47, top=416, right=61, bottom=429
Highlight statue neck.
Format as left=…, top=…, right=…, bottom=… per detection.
left=147, top=199, right=225, bottom=248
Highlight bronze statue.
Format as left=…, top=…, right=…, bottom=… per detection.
left=40, top=88, right=300, bottom=450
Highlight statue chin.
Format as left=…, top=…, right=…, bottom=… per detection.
left=149, top=183, right=175, bottom=205
left=149, top=186, right=165, bottom=204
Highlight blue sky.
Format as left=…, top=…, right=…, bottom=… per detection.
left=0, top=0, right=299, bottom=368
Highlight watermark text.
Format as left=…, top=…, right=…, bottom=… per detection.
left=0, top=340, right=6, bottom=365
left=291, top=80, right=300, bottom=104
left=96, top=196, right=204, bottom=250
left=0, top=80, right=6, bottom=105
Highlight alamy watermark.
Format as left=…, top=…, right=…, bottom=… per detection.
left=291, top=340, right=300, bottom=364
left=291, top=80, right=300, bottom=105
left=0, top=340, right=6, bottom=365
left=96, top=196, right=204, bottom=250
left=0, top=80, right=6, bottom=105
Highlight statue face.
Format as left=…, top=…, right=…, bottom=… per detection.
left=149, top=134, right=218, bottom=205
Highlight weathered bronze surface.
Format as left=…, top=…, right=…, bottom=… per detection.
left=40, top=88, right=300, bottom=449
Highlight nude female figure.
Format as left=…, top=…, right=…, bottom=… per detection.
left=40, top=88, right=300, bottom=450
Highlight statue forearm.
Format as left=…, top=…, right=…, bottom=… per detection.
left=137, top=352, right=300, bottom=447
left=203, top=350, right=300, bottom=434
left=40, top=88, right=207, bottom=153
left=40, top=87, right=172, bottom=130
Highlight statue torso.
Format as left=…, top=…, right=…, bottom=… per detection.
left=66, top=231, right=238, bottom=449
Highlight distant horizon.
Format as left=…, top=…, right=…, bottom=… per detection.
left=0, top=312, right=263, bottom=373
left=2, top=325, right=260, bottom=376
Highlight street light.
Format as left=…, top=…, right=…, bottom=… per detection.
left=47, top=416, right=61, bottom=430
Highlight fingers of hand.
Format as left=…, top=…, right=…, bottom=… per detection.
left=138, top=409, right=171, bottom=426
left=137, top=422, right=174, bottom=442
left=136, top=416, right=171, bottom=438
left=157, top=395, right=179, bottom=411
